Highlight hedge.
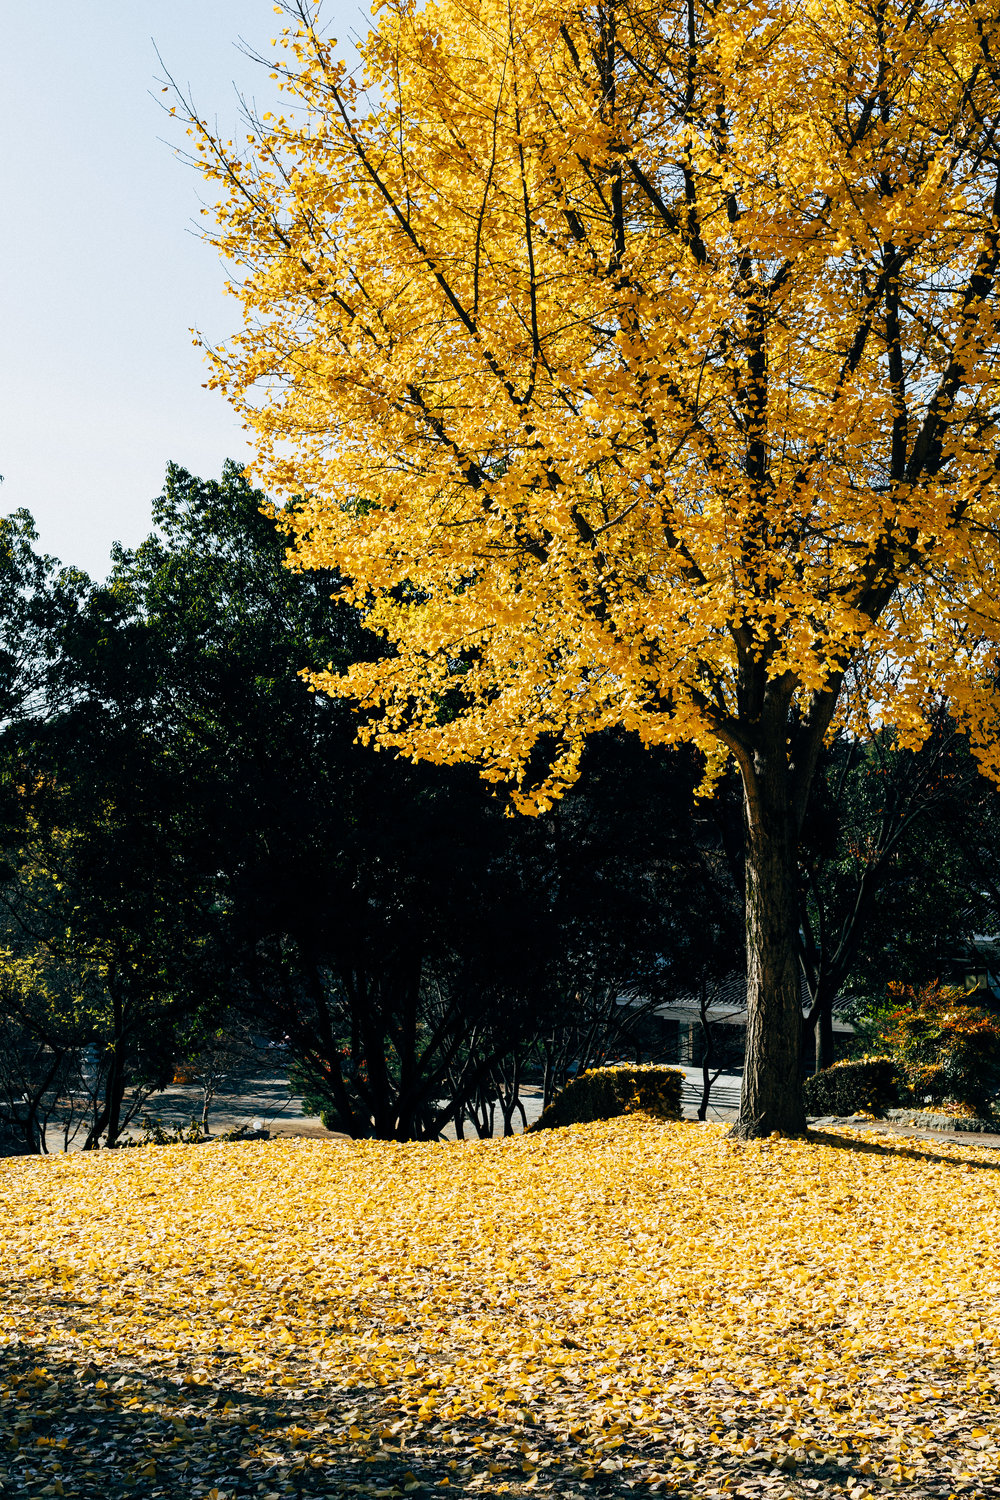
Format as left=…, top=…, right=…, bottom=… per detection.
left=531, top=1064, right=684, bottom=1131
left=803, top=1056, right=901, bottom=1117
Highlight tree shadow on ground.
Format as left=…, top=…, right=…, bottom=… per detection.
left=808, top=1126, right=1000, bottom=1171
left=0, top=1341, right=604, bottom=1500
left=0, top=1339, right=934, bottom=1500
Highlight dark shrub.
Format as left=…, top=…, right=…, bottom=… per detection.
left=803, top=1056, right=900, bottom=1117
left=531, top=1064, right=683, bottom=1131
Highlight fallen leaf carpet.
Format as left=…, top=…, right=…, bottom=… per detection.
left=1, top=1118, right=998, bottom=1500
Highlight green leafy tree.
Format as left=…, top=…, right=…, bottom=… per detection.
left=799, top=720, right=1000, bottom=1070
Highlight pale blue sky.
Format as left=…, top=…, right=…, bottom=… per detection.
left=1, top=1, right=366, bottom=579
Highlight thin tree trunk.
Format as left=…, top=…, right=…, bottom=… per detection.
left=542, top=1043, right=555, bottom=1110
left=99, top=981, right=129, bottom=1149
left=83, top=1089, right=109, bottom=1151
left=499, top=1054, right=521, bottom=1136
left=697, top=981, right=722, bottom=1122
left=304, top=962, right=369, bottom=1137
left=815, top=994, right=836, bottom=1072
left=803, top=977, right=838, bottom=1074
left=104, top=1052, right=125, bottom=1149
left=734, top=748, right=807, bottom=1139
left=20, top=1050, right=63, bottom=1154
left=83, top=1043, right=119, bottom=1150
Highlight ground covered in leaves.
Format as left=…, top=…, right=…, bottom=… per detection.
left=1, top=1120, right=999, bottom=1500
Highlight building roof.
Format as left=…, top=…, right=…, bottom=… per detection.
left=625, top=970, right=855, bottom=1031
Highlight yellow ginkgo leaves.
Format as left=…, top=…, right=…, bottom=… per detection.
left=192, top=0, right=1000, bottom=804
left=2, top=1118, right=1000, bottom=1497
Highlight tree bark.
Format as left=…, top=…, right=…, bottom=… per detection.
left=733, top=743, right=807, bottom=1138
left=814, top=992, right=836, bottom=1072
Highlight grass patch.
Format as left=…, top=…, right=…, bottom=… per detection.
left=1, top=1118, right=999, bottom=1498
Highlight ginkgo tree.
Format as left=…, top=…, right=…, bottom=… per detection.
left=190, top=0, right=1000, bottom=1135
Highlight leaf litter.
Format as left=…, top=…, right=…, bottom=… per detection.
left=1, top=1118, right=999, bottom=1499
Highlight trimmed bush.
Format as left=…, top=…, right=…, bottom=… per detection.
left=803, top=1056, right=901, bottom=1117
left=531, top=1064, right=683, bottom=1131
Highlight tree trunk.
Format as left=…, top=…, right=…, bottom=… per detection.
left=815, top=992, right=836, bottom=1073
left=733, top=748, right=807, bottom=1138
left=542, top=1044, right=555, bottom=1110
left=697, top=980, right=716, bottom=1122
left=104, top=1050, right=125, bottom=1149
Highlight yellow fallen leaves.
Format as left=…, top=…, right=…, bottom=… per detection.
left=2, top=1119, right=1000, bottom=1499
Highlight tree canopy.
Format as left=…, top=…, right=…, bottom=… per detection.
left=195, top=0, right=1000, bottom=783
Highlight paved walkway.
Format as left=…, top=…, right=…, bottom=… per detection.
left=117, top=1076, right=550, bottom=1144
left=810, top=1113, right=1000, bottom=1148
left=141, top=1073, right=323, bottom=1139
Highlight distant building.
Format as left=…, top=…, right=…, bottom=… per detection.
left=939, top=935, right=1000, bottom=1001
left=626, top=972, right=853, bottom=1075
left=638, top=934, right=1000, bottom=1075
